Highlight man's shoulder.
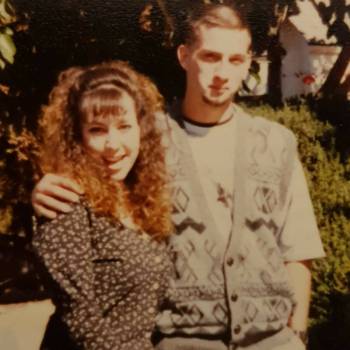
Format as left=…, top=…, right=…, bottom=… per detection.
left=155, top=108, right=177, bottom=127
left=153, top=106, right=184, bottom=136
left=237, top=105, right=297, bottom=146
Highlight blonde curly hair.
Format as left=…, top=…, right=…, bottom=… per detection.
left=36, top=61, right=172, bottom=239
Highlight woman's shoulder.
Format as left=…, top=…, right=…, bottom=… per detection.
left=33, top=201, right=91, bottom=240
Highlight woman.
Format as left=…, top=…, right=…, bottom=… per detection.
left=32, top=61, right=173, bottom=350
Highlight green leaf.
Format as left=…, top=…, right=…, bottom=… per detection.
left=0, top=0, right=16, bottom=25
left=0, top=56, right=5, bottom=69
left=3, top=26, right=12, bottom=35
left=250, top=71, right=262, bottom=85
left=0, top=31, right=15, bottom=64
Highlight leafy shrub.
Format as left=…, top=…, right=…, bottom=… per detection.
left=244, top=101, right=350, bottom=349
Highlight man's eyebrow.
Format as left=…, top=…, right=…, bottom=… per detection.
left=230, top=53, right=246, bottom=58
left=200, top=49, right=221, bottom=54
left=230, top=53, right=251, bottom=59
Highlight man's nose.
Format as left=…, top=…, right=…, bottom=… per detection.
left=213, top=62, right=230, bottom=84
left=213, top=74, right=228, bottom=85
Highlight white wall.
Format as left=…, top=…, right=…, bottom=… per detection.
left=280, top=20, right=341, bottom=100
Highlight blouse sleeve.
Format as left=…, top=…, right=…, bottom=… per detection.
left=32, top=204, right=123, bottom=350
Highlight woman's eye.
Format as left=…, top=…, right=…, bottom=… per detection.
left=119, top=124, right=131, bottom=130
left=89, top=127, right=105, bottom=134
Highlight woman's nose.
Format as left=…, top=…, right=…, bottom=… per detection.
left=105, top=128, right=122, bottom=151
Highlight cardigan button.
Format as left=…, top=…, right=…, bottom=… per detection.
left=231, top=293, right=238, bottom=302
left=226, top=257, right=234, bottom=266
left=233, top=325, right=241, bottom=334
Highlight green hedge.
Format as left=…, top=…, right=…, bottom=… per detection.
left=244, top=102, right=350, bottom=349
left=1, top=101, right=349, bottom=347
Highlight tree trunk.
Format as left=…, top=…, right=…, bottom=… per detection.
left=267, top=35, right=284, bottom=106
left=319, top=44, right=350, bottom=98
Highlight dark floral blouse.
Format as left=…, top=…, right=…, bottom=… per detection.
left=33, top=202, right=172, bottom=350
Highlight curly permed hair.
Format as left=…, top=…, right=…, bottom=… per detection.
left=36, top=61, right=172, bottom=240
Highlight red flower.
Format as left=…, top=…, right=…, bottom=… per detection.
left=302, top=74, right=316, bottom=85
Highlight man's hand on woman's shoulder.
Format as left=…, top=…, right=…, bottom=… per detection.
left=31, top=173, right=84, bottom=219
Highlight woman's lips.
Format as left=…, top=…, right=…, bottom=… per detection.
left=104, top=155, right=127, bottom=170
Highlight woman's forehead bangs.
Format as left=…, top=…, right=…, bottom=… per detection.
left=79, top=87, right=128, bottom=122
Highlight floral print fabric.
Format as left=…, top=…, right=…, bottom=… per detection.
left=33, top=203, right=171, bottom=350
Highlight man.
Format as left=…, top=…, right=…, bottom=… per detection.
left=32, top=3, right=324, bottom=350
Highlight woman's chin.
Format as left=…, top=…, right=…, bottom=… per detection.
left=109, top=169, right=127, bottom=182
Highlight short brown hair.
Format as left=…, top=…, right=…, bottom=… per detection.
left=182, top=3, right=251, bottom=46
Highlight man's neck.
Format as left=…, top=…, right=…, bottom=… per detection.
left=182, top=93, right=232, bottom=125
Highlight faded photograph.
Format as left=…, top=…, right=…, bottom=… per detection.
left=0, top=1, right=349, bottom=350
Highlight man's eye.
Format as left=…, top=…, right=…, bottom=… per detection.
left=230, top=57, right=245, bottom=65
left=205, top=55, right=217, bottom=62
left=201, top=53, right=220, bottom=62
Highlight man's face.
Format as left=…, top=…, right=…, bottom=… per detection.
left=179, top=25, right=252, bottom=107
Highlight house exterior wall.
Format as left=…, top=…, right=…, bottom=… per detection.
left=279, top=20, right=341, bottom=100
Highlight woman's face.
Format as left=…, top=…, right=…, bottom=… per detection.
left=81, top=91, right=140, bottom=182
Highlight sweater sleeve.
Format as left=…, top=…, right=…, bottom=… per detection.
left=32, top=204, right=123, bottom=350
left=279, top=156, right=325, bottom=262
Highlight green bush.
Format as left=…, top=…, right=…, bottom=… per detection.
left=244, top=102, right=350, bottom=349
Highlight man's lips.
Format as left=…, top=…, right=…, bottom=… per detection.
left=210, top=84, right=226, bottom=89
left=209, top=85, right=228, bottom=94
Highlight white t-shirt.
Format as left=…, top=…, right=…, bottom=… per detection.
left=183, top=109, right=237, bottom=244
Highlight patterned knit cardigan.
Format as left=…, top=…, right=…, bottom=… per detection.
left=155, top=105, right=299, bottom=347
